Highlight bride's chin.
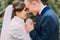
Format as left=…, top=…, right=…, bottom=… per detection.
left=24, top=16, right=27, bottom=19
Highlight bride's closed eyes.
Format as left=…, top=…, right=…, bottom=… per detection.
left=24, top=8, right=29, bottom=11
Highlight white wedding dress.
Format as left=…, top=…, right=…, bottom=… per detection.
left=1, top=16, right=31, bottom=40
left=8, top=16, right=31, bottom=40
left=1, top=5, right=31, bottom=40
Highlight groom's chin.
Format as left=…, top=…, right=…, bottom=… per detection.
left=31, top=12, right=38, bottom=16
left=33, top=13, right=39, bottom=16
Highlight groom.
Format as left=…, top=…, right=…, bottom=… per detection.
left=24, top=0, right=59, bottom=40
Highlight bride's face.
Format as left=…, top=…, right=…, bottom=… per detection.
left=17, top=8, right=29, bottom=19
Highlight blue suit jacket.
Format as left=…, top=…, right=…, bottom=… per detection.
left=30, top=6, right=59, bottom=40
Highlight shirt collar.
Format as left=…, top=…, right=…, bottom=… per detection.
left=39, top=5, right=47, bottom=15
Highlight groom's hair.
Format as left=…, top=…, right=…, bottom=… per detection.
left=26, top=0, right=41, bottom=3
left=26, top=0, right=48, bottom=5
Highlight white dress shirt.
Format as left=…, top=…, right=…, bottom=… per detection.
left=39, top=5, right=47, bottom=15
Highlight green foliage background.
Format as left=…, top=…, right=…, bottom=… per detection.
left=0, top=0, right=60, bottom=24
left=0, top=0, right=60, bottom=17
left=0, top=0, right=60, bottom=29
left=0, top=0, right=60, bottom=39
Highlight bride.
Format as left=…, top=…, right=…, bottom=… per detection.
left=1, top=1, right=31, bottom=40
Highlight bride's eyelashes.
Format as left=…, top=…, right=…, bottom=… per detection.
left=24, top=8, right=29, bottom=11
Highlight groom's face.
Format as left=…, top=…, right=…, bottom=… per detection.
left=24, top=0, right=38, bottom=16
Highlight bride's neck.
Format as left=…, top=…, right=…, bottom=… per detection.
left=16, top=15, right=24, bottom=20
left=16, top=15, right=24, bottom=19
left=16, top=12, right=25, bottom=20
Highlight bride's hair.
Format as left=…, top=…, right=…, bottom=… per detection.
left=12, top=1, right=25, bottom=18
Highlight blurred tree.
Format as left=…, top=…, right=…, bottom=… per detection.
left=0, top=0, right=60, bottom=39
left=0, top=0, right=60, bottom=18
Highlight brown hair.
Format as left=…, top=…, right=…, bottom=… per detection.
left=12, top=1, right=25, bottom=18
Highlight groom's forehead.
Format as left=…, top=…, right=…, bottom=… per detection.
left=24, top=0, right=28, bottom=4
left=24, top=0, right=40, bottom=3
left=24, top=0, right=32, bottom=3
left=24, top=0, right=29, bottom=5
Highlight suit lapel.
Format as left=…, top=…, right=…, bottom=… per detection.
left=35, top=5, right=51, bottom=30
